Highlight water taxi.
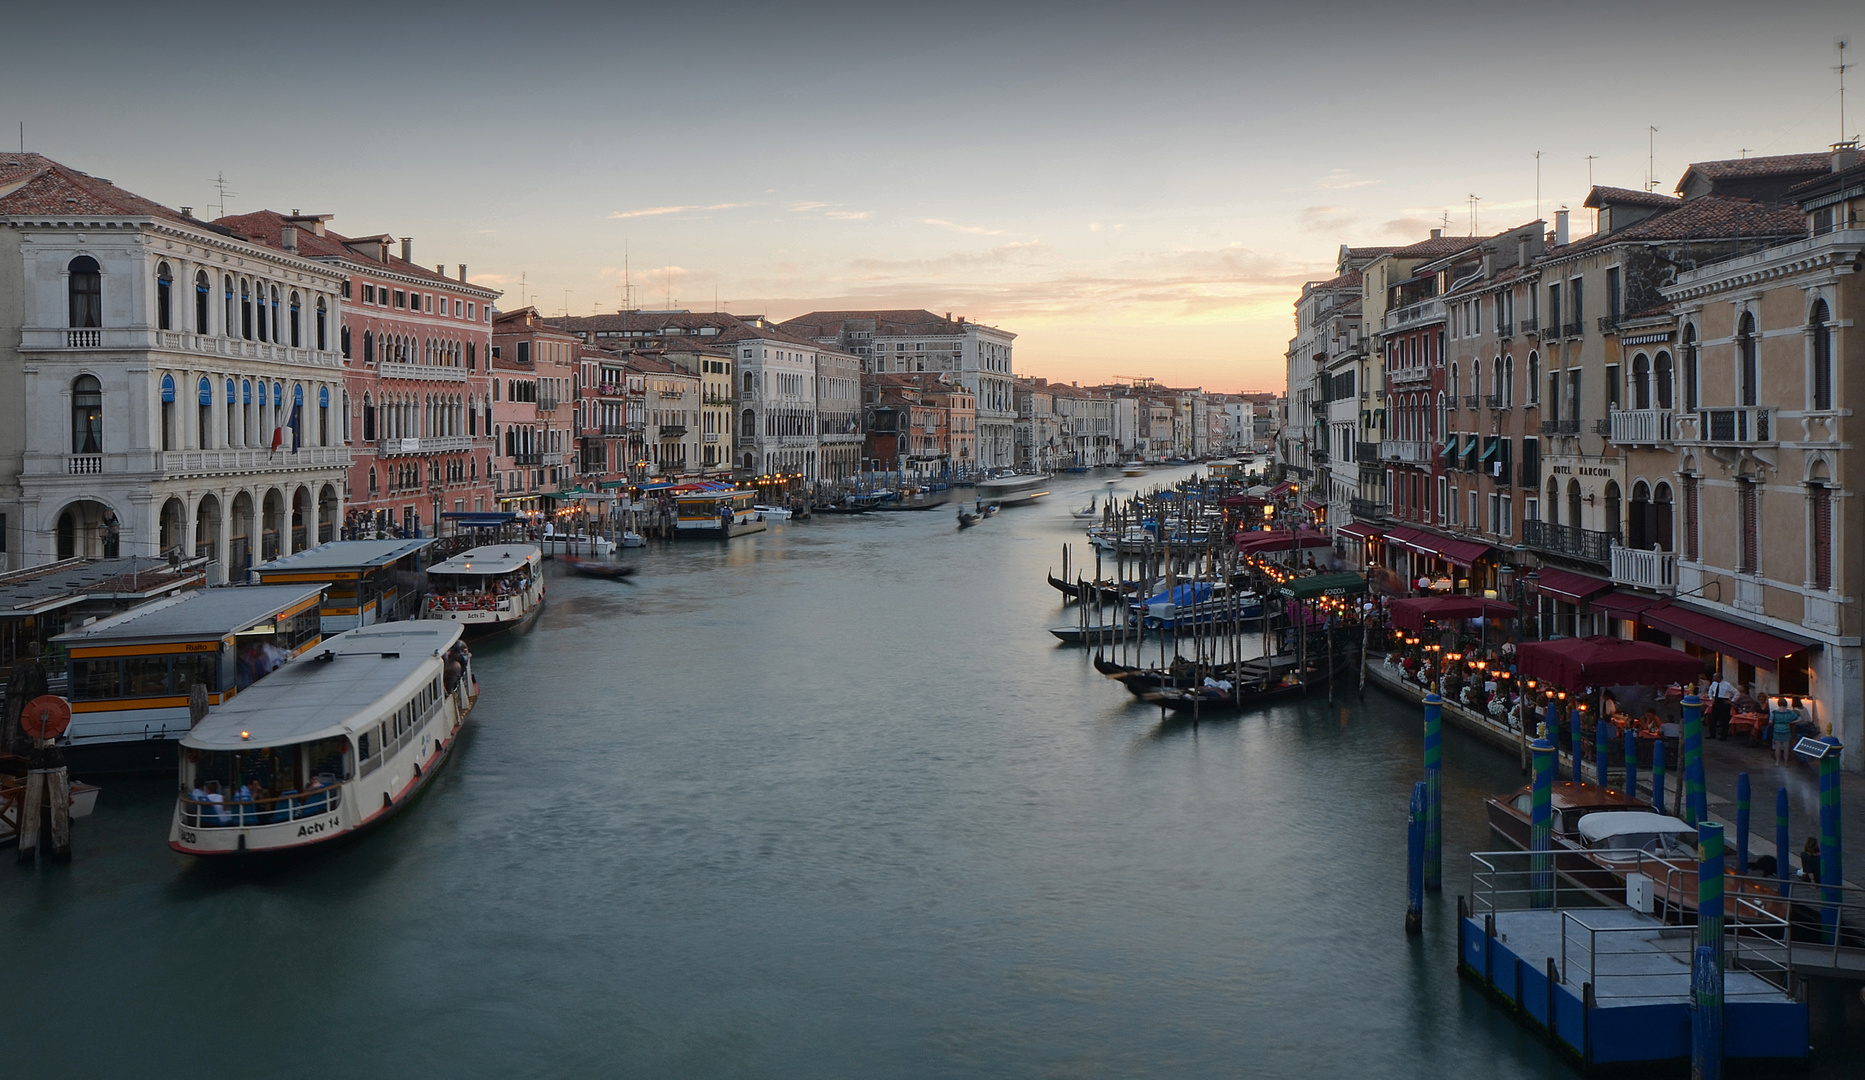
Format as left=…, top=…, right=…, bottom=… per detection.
left=675, top=489, right=767, bottom=538
left=169, top=622, right=475, bottom=857
left=422, top=545, right=543, bottom=636
left=975, top=473, right=1050, bottom=506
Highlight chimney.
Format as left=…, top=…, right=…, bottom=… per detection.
left=945, top=312, right=952, bottom=322
left=1835, top=142, right=1861, bottom=173
left=399, top=237, right=412, bottom=263
left=1429, top=228, right=1442, bottom=240
left=437, top=263, right=446, bottom=276
left=1554, top=209, right=1570, bottom=246
left=1518, top=235, right=1530, bottom=268
left=179, top=206, right=193, bottom=218
left=458, top=264, right=468, bottom=282
left=281, top=223, right=298, bottom=253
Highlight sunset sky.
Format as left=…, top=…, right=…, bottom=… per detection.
left=5, top=1, right=1857, bottom=391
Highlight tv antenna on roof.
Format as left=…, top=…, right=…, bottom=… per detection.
left=1468, top=194, right=1481, bottom=236
left=1646, top=127, right=1660, bottom=192
left=207, top=171, right=237, bottom=219
left=1839, top=40, right=1853, bottom=144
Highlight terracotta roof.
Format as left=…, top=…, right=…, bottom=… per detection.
left=0, top=154, right=204, bottom=229
left=780, top=309, right=1010, bottom=338
left=212, top=209, right=489, bottom=290
left=1388, top=235, right=1483, bottom=259
left=1678, top=153, right=1832, bottom=184
left=1548, top=197, right=1804, bottom=257
left=548, top=311, right=747, bottom=336
left=1584, top=185, right=1682, bottom=210
left=1783, top=158, right=1865, bottom=201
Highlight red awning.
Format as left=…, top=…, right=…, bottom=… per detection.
left=1238, top=529, right=1332, bottom=555
left=1531, top=567, right=1613, bottom=605
left=1269, top=481, right=1296, bottom=497
left=1301, top=500, right=1325, bottom=512
left=1388, top=528, right=1492, bottom=568
left=1516, top=636, right=1709, bottom=688
left=1337, top=522, right=1380, bottom=542
left=1637, top=603, right=1817, bottom=672
left=1591, top=590, right=1670, bottom=620
left=1218, top=494, right=1266, bottom=508
left=1389, top=594, right=1520, bottom=632
left=1383, top=525, right=1430, bottom=548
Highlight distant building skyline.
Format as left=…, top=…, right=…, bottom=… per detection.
left=4, top=1, right=1855, bottom=392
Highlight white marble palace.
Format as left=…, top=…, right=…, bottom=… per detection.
left=0, top=154, right=350, bottom=578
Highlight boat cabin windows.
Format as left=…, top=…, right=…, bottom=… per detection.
left=358, top=676, right=446, bottom=772
left=69, top=649, right=223, bottom=702
left=181, top=737, right=352, bottom=827
left=234, top=607, right=320, bottom=687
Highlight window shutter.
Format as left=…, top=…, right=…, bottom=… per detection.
left=1684, top=477, right=1700, bottom=563
left=1813, top=486, right=1833, bottom=591
left=1739, top=481, right=1759, bottom=574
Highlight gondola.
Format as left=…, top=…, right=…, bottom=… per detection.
left=1141, top=659, right=1352, bottom=715
left=957, top=511, right=979, bottom=529
left=559, top=554, right=637, bottom=581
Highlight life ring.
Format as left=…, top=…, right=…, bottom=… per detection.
left=21, top=695, right=72, bottom=740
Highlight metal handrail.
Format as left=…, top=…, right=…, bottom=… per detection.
left=179, top=785, right=344, bottom=828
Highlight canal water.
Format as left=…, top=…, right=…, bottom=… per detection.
left=7, top=468, right=1859, bottom=1078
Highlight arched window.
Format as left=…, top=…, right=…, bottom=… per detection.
left=1654, top=351, right=1673, bottom=409
left=194, top=271, right=211, bottom=333
left=255, top=280, right=268, bottom=341
left=1503, top=355, right=1514, bottom=406
left=368, top=467, right=378, bottom=495
left=1628, top=481, right=1651, bottom=549
left=1449, top=362, right=1458, bottom=404
left=1526, top=351, right=1540, bottom=404
left=1810, top=299, right=1832, bottom=411
left=68, top=256, right=102, bottom=328
left=1682, top=325, right=1698, bottom=410
left=742, top=409, right=756, bottom=438
left=1736, top=312, right=1757, bottom=406
left=1631, top=352, right=1650, bottom=410
left=362, top=392, right=376, bottom=441
left=156, top=262, right=173, bottom=331
left=240, top=279, right=254, bottom=340
left=71, top=375, right=102, bottom=453
left=1566, top=479, right=1582, bottom=529
left=1546, top=478, right=1560, bottom=526
left=270, top=286, right=282, bottom=344
left=197, top=377, right=214, bottom=449
left=340, top=324, right=351, bottom=359
left=289, top=291, right=302, bottom=348
left=362, top=330, right=374, bottom=364
left=226, top=379, right=237, bottom=446
left=317, top=298, right=329, bottom=352
left=1604, top=481, right=1622, bottom=538
left=1653, top=481, right=1674, bottom=553
left=742, top=370, right=755, bottom=395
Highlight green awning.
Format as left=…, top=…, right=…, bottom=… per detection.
left=1480, top=439, right=1501, bottom=461
left=1441, top=436, right=1458, bottom=456
left=599, top=480, right=631, bottom=490
left=1277, top=572, right=1368, bottom=601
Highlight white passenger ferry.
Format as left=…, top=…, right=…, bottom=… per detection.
left=421, top=544, right=544, bottom=636
left=169, top=622, right=475, bottom=857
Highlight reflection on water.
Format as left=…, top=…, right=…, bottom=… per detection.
left=5, top=469, right=1856, bottom=1078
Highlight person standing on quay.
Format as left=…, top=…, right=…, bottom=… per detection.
left=1705, top=674, right=1735, bottom=741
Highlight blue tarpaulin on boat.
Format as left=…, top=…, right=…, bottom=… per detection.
left=1137, top=582, right=1215, bottom=608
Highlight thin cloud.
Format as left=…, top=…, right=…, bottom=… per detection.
left=1315, top=169, right=1380, bottom=190
left=923, top=218, right=1005, bottom=236
left=1299, top=205, right=1358, bottom=234
left=825, top=210, right=871, bottom=220
left=786, top=201, right=829, bottom=212
left=607, top=203, right=749, bottom=219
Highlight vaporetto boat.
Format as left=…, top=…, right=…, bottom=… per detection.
left=169, top=621, right=476, bottom=857
left=421, top=544, right=544, bottom=636
left=975, top=473, right=1050, bottom=506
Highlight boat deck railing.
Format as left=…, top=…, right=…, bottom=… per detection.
left=179, top=785, right=343, bottom=829
left=1557, top=904, right=1793, bottom=1000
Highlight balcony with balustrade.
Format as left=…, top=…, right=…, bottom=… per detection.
left=1382, top=296, right=1445, bottom=332
left=160, top=444, right=352, bottom=478
left=1485, top=393, right=1506, bottom=410
left=1607, top=410, right=1673, bottom=446
left=1462, top=394, right=1480, bottom=409
left=378, top=361, right=468, bottom=383
left=1349, top=497, right=1386, bottom=521
left=377, top=435, right=475, bottom=456
left=1519, top=318, right=1539, bottom=336
left=1678, top=407, right=1773, bottom=447
left=1522, top=520, right=1618, bottom=566
left=1379, top=439, right=1431, bottom=464
left=1610, top=545, right=1677, bottom=592
left=1388, top=365, right=1433, bottom=387
left=1539, top=418, right=1579, bottom=436
left=23, top=327, right=343, bottom=369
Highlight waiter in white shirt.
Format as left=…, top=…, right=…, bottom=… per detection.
left=1705, top=675, right=1736, bottom=740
